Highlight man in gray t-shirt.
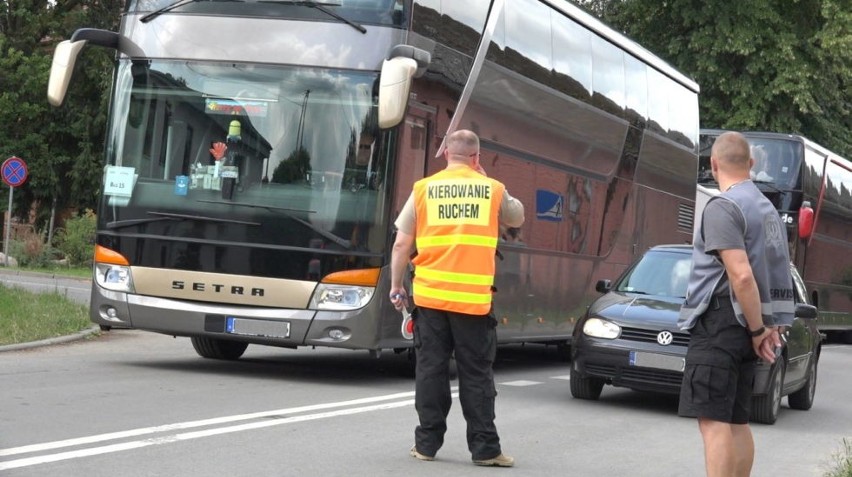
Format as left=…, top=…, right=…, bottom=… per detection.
left=678, top=132, right=787, bottom=477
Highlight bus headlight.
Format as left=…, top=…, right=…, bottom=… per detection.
left=310, top=284, right=374, bottom=310
left=583, top=318, right=621, bottom=339
left=95, top=263, right=135, bottom=293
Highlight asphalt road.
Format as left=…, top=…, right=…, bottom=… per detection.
left=1, top=270, right=850, bottom=476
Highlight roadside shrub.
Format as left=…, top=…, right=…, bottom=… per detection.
left=56, top=210, right=96, bottom=267
left=8, top=229, right=55, bottom=268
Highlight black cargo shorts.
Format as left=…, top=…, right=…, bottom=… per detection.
left=678, top=296, right=757, bottom=424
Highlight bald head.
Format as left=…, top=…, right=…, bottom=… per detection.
left=445, top=129, right=480, bottom=163
left=712, top=132, right=751, bottom=171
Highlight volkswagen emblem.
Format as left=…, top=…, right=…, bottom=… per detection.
left=657, top=331, right=674, bottom=346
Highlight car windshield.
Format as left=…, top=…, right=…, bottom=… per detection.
left=616, top=250, right=691, bottom=298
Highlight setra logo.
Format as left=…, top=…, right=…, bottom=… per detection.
left=172, top=281, right=265, bottom=297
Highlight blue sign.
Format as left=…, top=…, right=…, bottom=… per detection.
left=1, top=156, right=28, bottom=188
left=536, top=189, right=564, bottom=222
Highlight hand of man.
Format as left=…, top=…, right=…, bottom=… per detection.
left=389, top=288, right=409, bottom=312
left=752, top=327, right=781, bottom=363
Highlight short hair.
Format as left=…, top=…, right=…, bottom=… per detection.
left=445, top=129, right=479, bottom=156
left=712, top=131, right=750, bottom=168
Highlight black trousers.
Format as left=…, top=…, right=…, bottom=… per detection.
left=413, top=306, right=502, bottom=460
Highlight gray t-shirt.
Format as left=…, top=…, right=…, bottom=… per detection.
left=702, top=198, right=745, bottom=296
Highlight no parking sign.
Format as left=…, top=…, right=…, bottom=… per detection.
left=2, top=156, right=28, bottom=267
left=2, top=156, right=28, bottom=188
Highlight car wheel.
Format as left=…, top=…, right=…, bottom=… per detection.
left=751, top=358, right=786, bottom=425
left=191, top=336, right=248, bottom=360
left=788, top=353, right=818, bottom=410
left=570, top=366, right=604, bottom=400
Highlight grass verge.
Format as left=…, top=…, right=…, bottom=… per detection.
left=0, top=283, right=92, bottom=346
left=824, top=438, right=852, bottom=477
left=18, top=265, right=93, bottom=280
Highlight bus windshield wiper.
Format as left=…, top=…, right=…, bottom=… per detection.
left=258, top=1, right=366, bottom=33
left=140, top=0, right=244, bottom=23
left=196, top=199, right=352, bottom=249
left=107, top=211, right=260, bottom=230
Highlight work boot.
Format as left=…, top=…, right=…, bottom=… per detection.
left=473, top=453, right=514, bottom=467
left=410, top=445, right=434, bottom=462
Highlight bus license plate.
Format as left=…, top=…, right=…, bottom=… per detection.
left=226, top=317, right=290, bottom=339
left=629, top=351, right=684, bottom=372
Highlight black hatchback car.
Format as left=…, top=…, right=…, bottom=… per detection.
left=570, top=244, right=821, bottom=424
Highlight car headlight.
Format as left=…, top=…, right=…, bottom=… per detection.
left=583, top=317, right=621, bottom=339
left=310, top=284, right=374, bottom=310
left=94, top=263, right=135, bottom=293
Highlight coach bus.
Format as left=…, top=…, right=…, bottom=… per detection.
left=47, top=0, right=699, bottom=361
left=699, top=129, right=852, bottom=342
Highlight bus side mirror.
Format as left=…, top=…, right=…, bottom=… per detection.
left=798, top=201, right=814, bottom=240
left=378, top=57, right=417, bottom=129
left=378, top=45, right=431, bottom=129
left=47, top=39, right=88, bottom=107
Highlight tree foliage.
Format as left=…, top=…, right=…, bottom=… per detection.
left=582, top=0, right=851, bottom=157
left=0, top=1, right=123, bottom=226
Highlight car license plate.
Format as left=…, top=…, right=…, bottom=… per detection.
left=629, top=351, right=684, bottom=372
left=226, top=317, right=290, bottom=338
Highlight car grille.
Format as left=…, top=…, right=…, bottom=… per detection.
left=620, top=326, right=690, bottom=346
left=585, top=363, right=683, bottom=388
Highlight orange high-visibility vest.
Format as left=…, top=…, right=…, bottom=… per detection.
left=412, top=165, right=504, bottom=315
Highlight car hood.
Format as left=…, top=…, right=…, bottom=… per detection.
left=589, top=291, right=683, bottom=329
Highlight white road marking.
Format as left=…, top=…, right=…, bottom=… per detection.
left=550, top=375, right=572, bottom=381
left=0, top=389, right=457, bottom=471
left=499, top=380, right=542, bottom=386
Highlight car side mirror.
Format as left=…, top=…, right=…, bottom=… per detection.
left=595, top=279, right=611, bottom=294
left=794, top=303, right=818, bottom=319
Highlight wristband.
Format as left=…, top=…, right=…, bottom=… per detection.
left=747, top=325, right=766, bottom=338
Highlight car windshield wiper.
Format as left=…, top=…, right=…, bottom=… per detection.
left=106, top=211, right=260, bottom=230
left=196, top=199, right=352, bottom=249
left=140, top=0, right=243, bottom=23
left=258, top=1, right=366, bottom=33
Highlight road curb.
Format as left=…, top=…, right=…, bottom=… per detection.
left=0, top=325, right=101, bottom=353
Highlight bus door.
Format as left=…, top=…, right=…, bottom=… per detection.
left=391, top=102, right=434, bottom=216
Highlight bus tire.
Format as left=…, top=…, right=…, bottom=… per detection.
left=751, top=358, right=785, bottom=425
left=191, top=336, right=248, bottom=360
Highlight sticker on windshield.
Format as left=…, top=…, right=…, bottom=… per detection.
left=104, top=166, right=137, bottom=197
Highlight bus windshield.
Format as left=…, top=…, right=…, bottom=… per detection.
left=101, top=59, right=391, bottom=255
left=698, top=136, right=803, bottom=190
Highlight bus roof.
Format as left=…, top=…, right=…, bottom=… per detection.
left=552, top=1, right=700, bottom=93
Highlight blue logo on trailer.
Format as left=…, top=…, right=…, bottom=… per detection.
left=1, top=156, right=28, bottom=188
left=536, top=189, right=563, bottom=222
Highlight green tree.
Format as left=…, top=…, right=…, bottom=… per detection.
left=0, top=1, right=123, bottom=227
left=581, top=0, right=851, bottom=157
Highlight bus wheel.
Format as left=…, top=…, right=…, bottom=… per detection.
left=555, top=341, right=571, bottom=361
left=191, top=336, right=248, bottom=360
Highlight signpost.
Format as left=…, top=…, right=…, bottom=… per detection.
left=2, top=156, right=28, bottom=267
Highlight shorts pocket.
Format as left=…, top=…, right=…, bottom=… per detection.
left=685, top=363, right=735, bottom=405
